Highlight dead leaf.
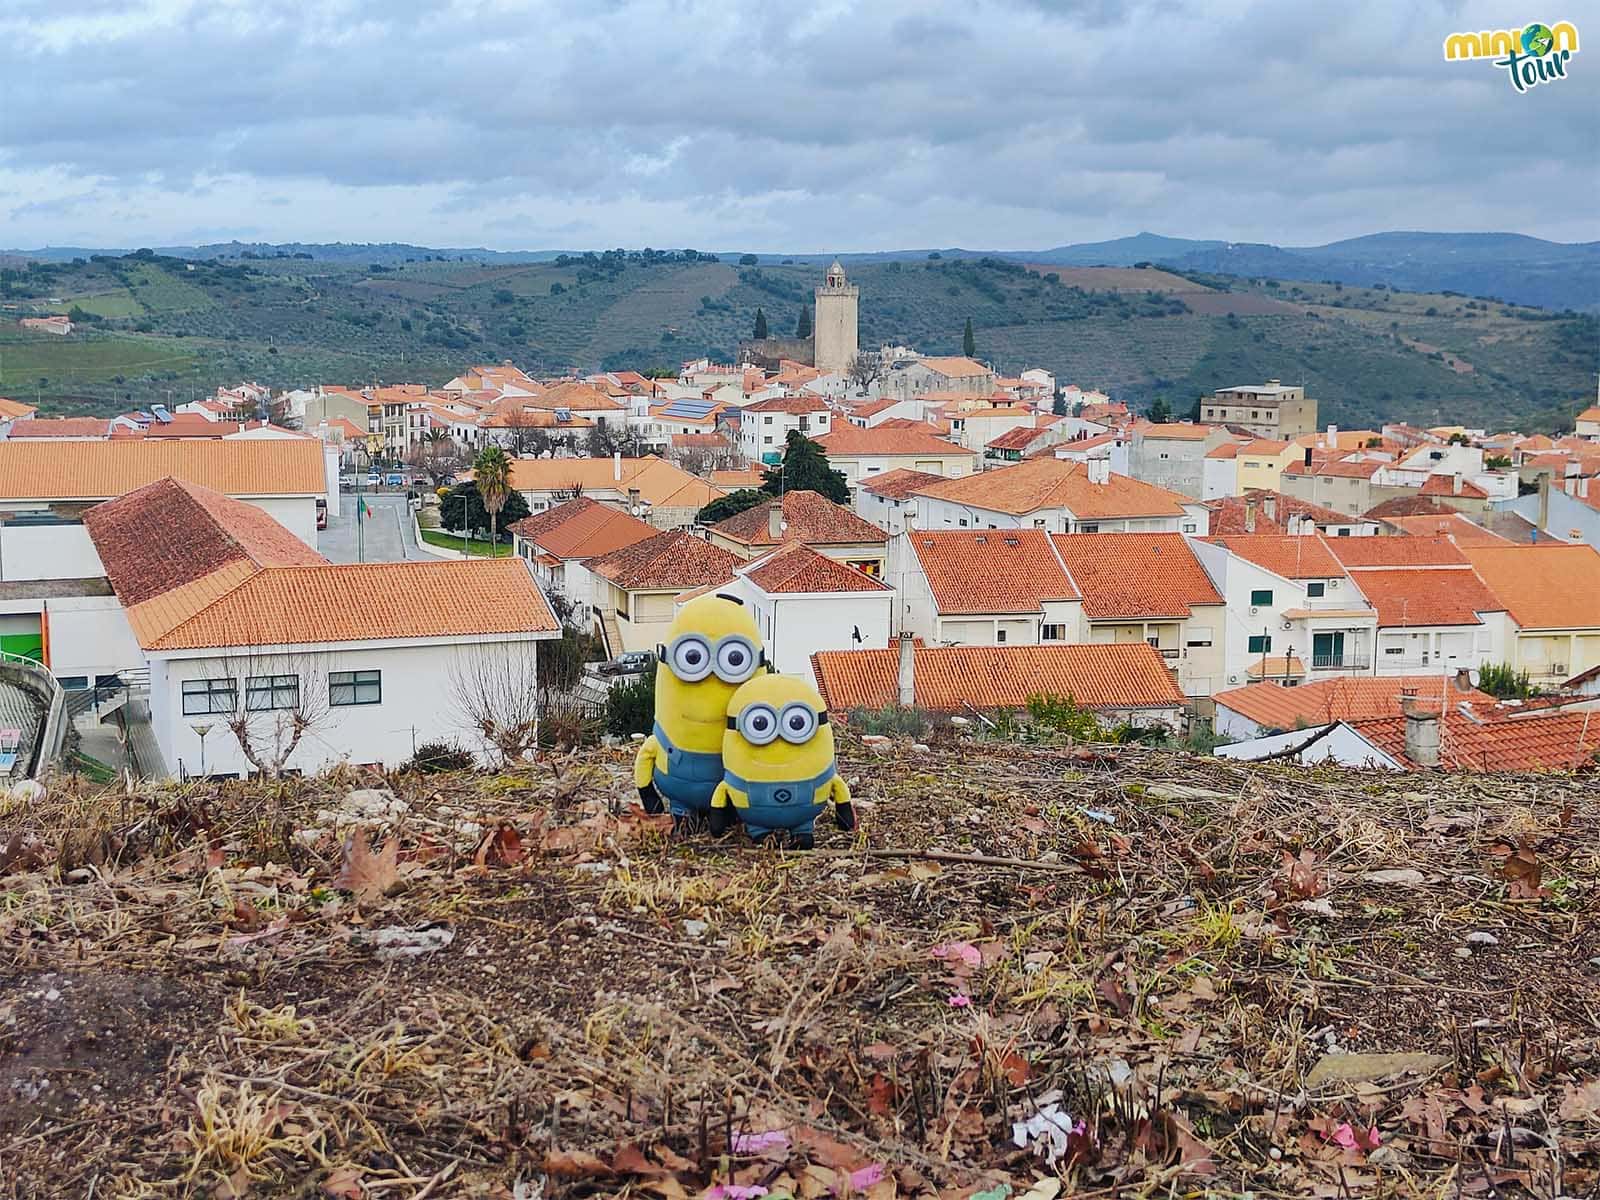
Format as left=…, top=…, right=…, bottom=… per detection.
left=320, top=1166, right=365, bottom=1199
left=474, top=822, right=524, bottom=868
left=1498, top=841, right=1548, bottom=900
left=1559, top=1080, right=1600, bottom=1123
left=1096, top=974, right=1133, bottom=1017
left=1281, top=849, right=1325, bottom=899
left=333, top=826, right=399, bottom=902
left=543, top=1148, right=614, bottom=1178
left=0, top=831, right=47, bottom=876
left=867, top=1073, right=896, bottom=1116
left=611, top=1143, right=665, bottom=1176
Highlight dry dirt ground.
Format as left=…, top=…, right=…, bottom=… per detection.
left=1, top=737, right=1597, bottom=1199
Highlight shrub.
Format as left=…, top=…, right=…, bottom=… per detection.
left=1479, top=662, right=1532, bottom=700
left=1025, top=693, right=1101, bottom=739
left=404, top=741, right=475, bottom=773
left=606, top=665, right=656, bottom=736
left=539, top=696, right=604, bottom=749
left=845, top=704, right=928, bottom=738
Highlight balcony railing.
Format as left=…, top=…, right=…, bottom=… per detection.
left=1311, top=654, right=1370, bottom=671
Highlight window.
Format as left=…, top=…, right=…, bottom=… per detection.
left=958, top=518, right=968, bottom=527
left=996, top=629, right=1007, bottom=643
left=1247, top=635, right=1272, bottom=654
left=182, top=678, right=236, bottom=715
left=1250, top=588, right=1273, bottom=606
left=1306, top=582, right=1325, bottom=598
left=246, top=674, right=300, bottom=711
left=1385, top=646, right=1405, bottom=656
left=1041, top=624, right=1067, bottom=641
left=1337, top=528, right=1351, bottom=537
left=1033, top=518, right=1047, bottom=529
left=329, top=670, right=382, bottom=707
left=1079, top=523, right=1100, bottom=533
left=1181, top=522, right=1197, bottom=534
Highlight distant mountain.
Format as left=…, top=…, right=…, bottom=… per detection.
left=1024, top=233, right=1230, bottom=266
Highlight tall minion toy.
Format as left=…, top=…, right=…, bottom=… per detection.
left=634, top=594, right=767, bottom=832
left=709, top=675, right=853, bottom=849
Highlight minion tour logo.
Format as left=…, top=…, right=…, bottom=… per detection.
left=1443, top=21, right=1579, bottom=92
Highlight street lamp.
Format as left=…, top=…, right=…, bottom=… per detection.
left=190, top=723, right=213, bottom=778
left=351, top=444, right=370, bottom=563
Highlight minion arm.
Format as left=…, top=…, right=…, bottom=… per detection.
left=634, top=736, right=664, bottom=814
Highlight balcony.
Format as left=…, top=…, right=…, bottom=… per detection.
left=1311, top=654, right=1370, bottom=671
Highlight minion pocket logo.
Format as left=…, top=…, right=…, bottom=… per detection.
left=1444, top=21, right=1579, bottom=92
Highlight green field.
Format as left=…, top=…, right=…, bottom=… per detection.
left=420, top=528, right=513, bottom=557
left=2, top=248, right=1593, bottom=430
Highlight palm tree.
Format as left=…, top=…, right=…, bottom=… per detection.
left=474, top=445, right=513, bottom=549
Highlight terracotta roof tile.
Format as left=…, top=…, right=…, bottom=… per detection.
left=1205, top=491, right=1357, bottom=535
left=1203, top=534, right=1345, bottom=579
left=908, top=530, right=1078, bottom=614
left=588, top=529, right=738, bottom=591
left=1283, top=458, right=1382, bottom=479
left=741, top=395, right=830, bottom=413
left=513, top=380, right=624, bottom=412
left=505, top=497, right=657, bottom=560
left=1462, top=544, right=1600, bottom=629
left=1383, top=513, right=1512, bottom=544
left=0, top=398, right=37, bottom=420
left=915, top=356, right=992, bottom=379
left=915, top=457, right=1187, bottom=518
left=1216, top=675, right=1496, bottom=730
left=811, top=642, right=1185, bottom=714
left=1205, top=442, right=1243, bottom=460
left=1350, top=568, right=1504, bottom=627
left=139, top=559, right=556, bottom=650
left=859, top=468, right=942, bottom=499
left=1246, top=654, right=1307, bottom=680
left=709, top=468, right=766, bottom=490
left=504, top=456, right=724, bottom=510
left=742, top=543, right=891, bottom=594
left=1419, top=474, right=1489, bottom=499
left=1356, top=708, right=1600, bottom=772
left=1365, top=495, right=1455, bottom=518
left=1327, top=536, right=1468, bottom=568
left=709, top=490, right=886, bottom=548
left=816, top=422, right=972, bottom=459
left=0, top=438, right=327, bottom=499
left=7, top=417, right=113, bottom=438
left=1137, top=423, right=1213, bottom=441
left=1049, top=533, right=1223, bottom=619
left=986, top=425, right=1049, bottom=451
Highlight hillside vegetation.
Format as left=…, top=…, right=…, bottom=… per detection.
left=2, top=249, right=1593, bottom=432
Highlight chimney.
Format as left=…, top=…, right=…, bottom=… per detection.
left=897, top=635, right=916, bottom=707
left=1268, top=379, right=1281, bottom=387
left=1453, top=667, right=1474, bottom=692
left=1538, top=472, right=1550, bottom=532
left=1400, top=698, right=1441, bottom=768
left=1263, top=495, right=1277, bottom=524
left=767, top=501, right=784, bottom=541
left=628, top=487, right=641, bottom=514
left=1452, top=472, right=1464, bottom=496
left=1087, top=457, right=1109, bottom=485
left=1327, top=423, right=1338, bottom=444
left=1304, top=447, right=1313, bottom=467
left=1244, top=498, right=1257, bottom=533
left=613, top=450, right=622, bottom=482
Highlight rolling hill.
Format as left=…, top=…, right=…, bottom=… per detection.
left=0, top=248, right=1593, bottom=433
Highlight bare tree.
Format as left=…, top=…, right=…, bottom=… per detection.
left=203, top=648, right=331, bottom=778
left=500, top=405, right=553, bottom=457
left=408, top=430, right=469, bottom=489
left=845, top=351, right=886, bottom=391
left=449, top=641, right=544, bottom=766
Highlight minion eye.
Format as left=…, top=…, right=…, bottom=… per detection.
left=668, top=635, right=713, bottom=681
left=714, top=637, right=758, bottom=683
left=779, top=703, right=819, bottom=743
left=737, top=704, right=780, bottom=745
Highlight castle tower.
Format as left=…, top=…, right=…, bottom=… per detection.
left=812, top=260, right=859, bottom=373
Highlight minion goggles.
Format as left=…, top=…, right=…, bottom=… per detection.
left=658, top=632, right=768, bottom=684
left=727, top=701, right=829, bottom=745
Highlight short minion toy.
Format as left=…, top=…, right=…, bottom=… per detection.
left=634, top=594, right=767, bottom=831
left=709, top=675, right=853, bottom=849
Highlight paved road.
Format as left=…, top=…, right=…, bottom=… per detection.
left=318, top=492, right=419, bottom=564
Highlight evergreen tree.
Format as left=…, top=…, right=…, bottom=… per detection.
left=753, top=307, right=768, bottom=340
left=962, top=317, right=975, bottom=357
left=760, top=431, right=849, bottom=504
left=795, top=304, right=812, bottom=339
left=696, top=489, right=769, bottom=524
left=1051, top=389, right=1067, bottom=417
left=1148, top=396, right=1173, bottom=423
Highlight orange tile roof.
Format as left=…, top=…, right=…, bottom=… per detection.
left=742, top=395, right=830, bottom=414
left=1365, top=495, right=1455, bottom=519
left=908, top=530, right=1078, bottom=615
left=504, top=456, right=724, bottom=509
left=670, top=432, right=729, bottom=448
left=811, top=642, right=1185, bottom=714
left=1205, top=442, right=1243, bottom=460
left=1283, top=458, right=1381, bottom=479
left=742, top=542, right=891, bottom=595
left=1350, top=567, right=1504, bottom=627
left=1239, top=438, right=1292, bottom=455
left=915, top=356, right=992, bottom=379
left=1577, top=406, right=1600, bottom=423
left=816, top=422, right=972, bottom=459
left=0, top=398, right=37, bottom=420
left=1205, top=491, right=1357, bottom=534
left=1049, top=533, right=1223, bottom=619
left=588, top=529, right=738, bottom=591
left=849, top=398, right=901, bottom=419
left=1383, top=513, right=1512, bottom=544
left=915, top=457, right=1187, bottom=518
left=8, top=417, right=113, bottom=438
left=710, top=468, right=766, bottom=490
left=0, top=438, right=327, bottom=499
left=859, top=468, right=942, bottom=499
left=84, top=478, right=326, bottom=607
left=138, top=559, right=556, bottom=651
left=1462, top=544, right=1600, bottom=629
left=505, top=497, right=657, bottom=560
left=1137, top=423, right=1213, bottom=441
left=1419, top=474, right=1489, bottom=499
left=1356, top=708, right=1600, bottom=772
left=986, top=425, right=1049, bottom=451
left=523, top=380, right=627, bottom=412
left=1327, top=536, right=1467, bottom=569
left=1246, top=654, right=1307, bottom=680
left=709, top=490, right=886, bottom=548
left=1216, top=675, right=1496, bottom=731
left=1203, top=534, right=1345, bottom=579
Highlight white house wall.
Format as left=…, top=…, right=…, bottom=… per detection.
left=0, top=524, right=104, bottom=581
left=48, top=598, right=144, bottom=679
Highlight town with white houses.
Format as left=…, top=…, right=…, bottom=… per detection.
left=4, top=260, right=1600, bottom=781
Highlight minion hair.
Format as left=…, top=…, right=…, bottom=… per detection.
left=714, top=593, right=746, bottom=606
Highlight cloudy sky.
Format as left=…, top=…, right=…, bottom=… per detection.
left=1, top=0, right=1593, bottom=252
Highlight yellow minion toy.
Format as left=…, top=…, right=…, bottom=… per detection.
left=634, top=594, right=767, bottom=831
left=709, top=675, right=853, bottom=849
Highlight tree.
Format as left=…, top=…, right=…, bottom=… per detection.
left=441, top=480, right=530, bottom=538
left=498, top=405, right=554, bottom=457
left=739, top=253, right=759, bottom=266
left=1051, top=390, right=1067, bottom=417
left=845, top=351, right=885, bottom=391
left=795, top=304, right=812, bottom=339
left=450, top=642, right=543, bottom=766
left=474, top=445, right=514, bottom=547
left=1479, top=662, right=1532, bottom=700
left=407, top=430, right=468, bottom=489
left=696, top=489, right=769, bottom=524
left=1486, top=453, right=1513, bottom=469
left=752, top=307, right=768, bottom=340
left=605, top=663, right=656, bottom=736
left=760, top=431, right=849, bottom=504
left=962, top=318, right=975, bottom=358
left=1148, top=396, right=1173, bottom=423
left=203, top=648, right=330, bottom=779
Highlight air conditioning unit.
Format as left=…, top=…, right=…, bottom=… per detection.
left=1281, top=620, right=1293, bottom=631
left=1552, top=663, right=1567, bottom=675
left=1249, top=606, right=1260, bottom=616
left=1227, top=674, right=1241, bottom=685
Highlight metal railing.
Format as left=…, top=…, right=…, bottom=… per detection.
left=1311, top=654, right=1370, bottom=671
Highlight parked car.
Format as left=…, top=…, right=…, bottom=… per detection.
left=384, top=472, right=405, bottom=487
left=365, top=472, right=381, bottom=487
left=338, top=474, right=357, bottom=489
left=596, top=650, right=655, bottom=677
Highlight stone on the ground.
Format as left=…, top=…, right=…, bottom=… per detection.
left=8, top=779, right=46, bottom=806
left=1305, top=1050, right=1449, bottom=1090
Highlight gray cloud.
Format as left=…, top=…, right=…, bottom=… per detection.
left=0, top=0, right=1593, bottom=250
